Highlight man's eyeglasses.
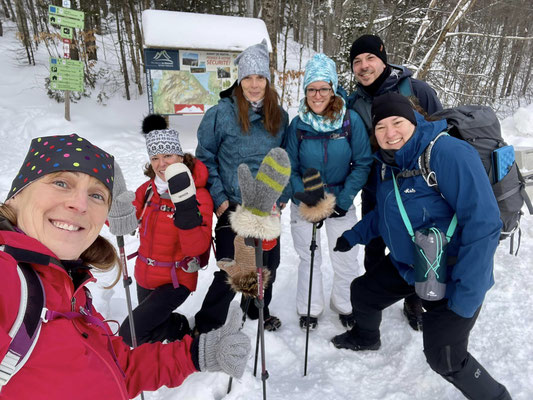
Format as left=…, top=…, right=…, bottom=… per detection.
left=306, top=87, right=332, bottom=96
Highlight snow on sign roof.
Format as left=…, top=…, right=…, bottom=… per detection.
left=142, top=10, right=272, bottom=52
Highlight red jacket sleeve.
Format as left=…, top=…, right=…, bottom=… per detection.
left=112, top=331, right=198, bottom=398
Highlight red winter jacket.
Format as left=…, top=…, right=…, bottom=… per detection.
left=0, top=230, right=198, bottom=400
left=134, top=159, right=213, bottom=291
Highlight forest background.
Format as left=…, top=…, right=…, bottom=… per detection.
left=3, top=0, right=532, bottom=116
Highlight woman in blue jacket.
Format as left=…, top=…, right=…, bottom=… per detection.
left=332, top=92, right=510, bottom=399
left=194, top=39, right=289, bottom=334
left=286, top=54, right=372, bottom=330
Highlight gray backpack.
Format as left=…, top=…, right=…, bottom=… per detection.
left=404, top=105, right=533, bottom=254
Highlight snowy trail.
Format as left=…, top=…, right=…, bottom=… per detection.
left=1, top=22, right=532, bottom=400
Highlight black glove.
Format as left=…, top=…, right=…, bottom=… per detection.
left=333, top=236, right=352, bottom=252
left=165, top=163, right=203, bottom=230
left=294, top=168, right=325, bottom=207
left=330, top=205, right=347, bottom=218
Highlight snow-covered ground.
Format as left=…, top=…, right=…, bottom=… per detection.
left=1, top=22, right=532, bottom=400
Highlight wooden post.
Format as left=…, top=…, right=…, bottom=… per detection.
left=65, top=90, right=71, bottom=121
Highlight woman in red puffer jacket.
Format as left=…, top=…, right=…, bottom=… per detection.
left=119, top=115, right=213, bottom=346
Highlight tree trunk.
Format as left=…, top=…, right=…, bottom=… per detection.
left=407, top=0, right=438, bottom=64
left=415, top=0, right=478, bottom=80
left=261, top=0, right=279, bottom=76
left=115, top=6, right=131, bottom=100
left=14, top=0, right=34, bottom=65
left=129, top=0, right=144, bottom=68
left=3, top=0, right=15, bottom=21
left=122, top=0, right=142, bottom=95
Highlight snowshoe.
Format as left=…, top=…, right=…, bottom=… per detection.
left=331, top=329, right=381, bottom=351
left=264, top=315, right=282, bottom=331
left=403, top=297, right=424, bottom=331
left=338, top=312, right=356, bottom=329
left=299, top=316, right=318, bottom=331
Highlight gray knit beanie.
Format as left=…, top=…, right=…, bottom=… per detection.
left=235, top=39, right=271, bottom=84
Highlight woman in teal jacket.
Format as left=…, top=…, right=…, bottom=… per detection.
left=194, top=39, right=289, bottom=334
left=332, top=93, right=510, bottom=400
left=286, top=54, right=372, bottom=330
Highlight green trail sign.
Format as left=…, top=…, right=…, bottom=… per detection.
left=60, top=26, right=73, bottom=40
left=48, top=5, right=84, bottom=21
left=50, top=57, right=83, bottom=68
left=50, top=80, right=83, bottom=92
left=49, top=14, right=84, bottom=29
left=50, top=72, right=84, bottom=82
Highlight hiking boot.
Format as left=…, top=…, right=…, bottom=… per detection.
left=264, top=315, right=282, bottom=331
left=339, top=312, right=356, bottom=329
left=299, top=316, right=318, bottom=331
left=403, top=297, right=424, bottom=331
left=331, top=330, right=381, bottom=351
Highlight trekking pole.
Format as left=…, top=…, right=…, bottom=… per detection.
left=116, top=235, right=145, bottom=400
left=227, top=296, right=252, bottom=394
left=247, top=237, right=268, bottom=400
left=303, top=222, right=319, bottom=376
left=253, top=321, right=260, bottom=376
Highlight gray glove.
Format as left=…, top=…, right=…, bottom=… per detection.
left=108, top=162, right=138, bottom=236
left=230, top=148, right=290, bottom=240
left=238, top=147, right=290, bottom=217
left=198, top=302, right=251, bottom=378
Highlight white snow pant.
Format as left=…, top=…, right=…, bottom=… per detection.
left=290, top=202, right=363, bottom=317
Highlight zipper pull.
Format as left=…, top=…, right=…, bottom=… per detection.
left=71, top=296, right=76, bottom=311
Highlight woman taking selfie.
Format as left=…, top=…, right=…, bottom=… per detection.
left=0, top=134, right=249, bottom=399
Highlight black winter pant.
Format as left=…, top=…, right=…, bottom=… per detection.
left=119, top=283, right=190, bottom=346
left=350, top=255, right=509, bottom=399
left=194, top=203, right=280, bottom=334
left=362, top=186, right=419, bottom=308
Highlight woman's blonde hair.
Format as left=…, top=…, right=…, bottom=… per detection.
left=0, top=202, right=121, bottom=288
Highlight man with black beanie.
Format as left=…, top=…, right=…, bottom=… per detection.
left=346, top=34, right=443, bottom=332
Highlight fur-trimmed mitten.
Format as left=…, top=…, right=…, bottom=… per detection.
left=108, top=162, right=138, bottom=236
left=198, top=302, right=251, bottom=378
left=217, top=236, right=271, bottom=297
left=230, top=148, right=290, bottom=240
left=294, top=168, right=336, bottom=223
left=164, top=163, right=203, bottom=230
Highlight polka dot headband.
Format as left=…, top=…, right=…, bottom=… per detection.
left=6, top=134, right=114, bottom=201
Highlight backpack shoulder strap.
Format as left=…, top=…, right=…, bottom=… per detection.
left=418, top=132, right=449, bottom=189
left=138, top=183, right=154, bottom=223
left=0, top=256, right=46, bottom=389
left=398, top=77, right=413, bottom=97
left=342, top=110, right=351, bottom=141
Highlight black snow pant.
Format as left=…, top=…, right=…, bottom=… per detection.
left=361, top=185, right=420, bottom=309
left=119, top=283, right=190, bottom=346
left=194, top=203, right=280, bottom=334
left=350, top=255, right=510, bottom=400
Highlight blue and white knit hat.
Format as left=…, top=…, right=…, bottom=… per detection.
left=303, top=53, right=338, bottom=93
left=235, top=39, right=271, bottom=84
left=145, top=129, right=184, bottom=158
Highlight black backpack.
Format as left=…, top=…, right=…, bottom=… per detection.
left=403, top=105, right=533, bottom=254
